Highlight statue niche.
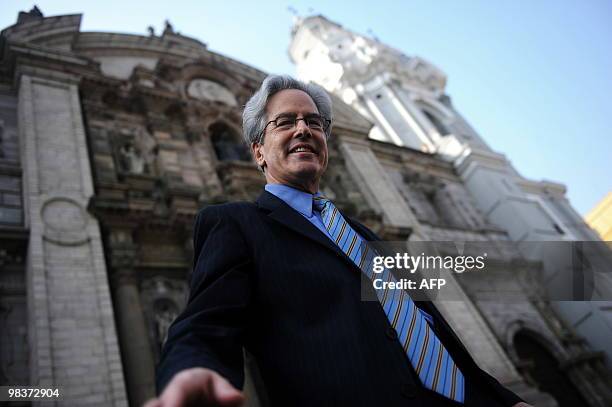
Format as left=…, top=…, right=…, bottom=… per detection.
left=115, top=127, right=157, bottom=176
left=153, top=298, right=179, bottom=350
left=118, top=142, right=146, bottom=174
left=209, top=122, right=250, bottom=162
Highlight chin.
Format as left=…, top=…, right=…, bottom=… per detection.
left=292, top=164, right=321, bottom=178
left=285, top=168, right=320, bottom=188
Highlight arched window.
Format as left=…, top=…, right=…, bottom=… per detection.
left=514, top=331, right=588, bottom=407
left=209, top=122, right=250, bottom=162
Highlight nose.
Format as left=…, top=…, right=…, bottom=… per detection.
left=294, top=118, right=312, bottom=136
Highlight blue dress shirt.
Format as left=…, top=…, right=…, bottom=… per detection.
left=265, top=183, right=336, bottom=241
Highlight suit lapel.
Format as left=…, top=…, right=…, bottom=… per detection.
left=256, top=191, right=362, bottom=270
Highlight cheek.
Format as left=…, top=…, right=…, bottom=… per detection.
left=266, top=144, right=287, bottom=167
left=270, top=140, right=288, bottom=159
left=321, top=147, right=329, bottom=166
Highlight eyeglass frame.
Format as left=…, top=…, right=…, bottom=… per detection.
left=258, top=113, right=331, bottom=144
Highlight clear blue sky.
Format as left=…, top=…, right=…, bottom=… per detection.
left=3, top=1, right=611, bottom=216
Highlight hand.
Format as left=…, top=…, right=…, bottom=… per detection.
left=143, top=368, right=245, bottom=407
left=512, top=403, right=534, bottom=407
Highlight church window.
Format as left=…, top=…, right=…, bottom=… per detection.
left=514, top=331, right=588, bottom=406
left=210, top=122, right=250, bottom=162
left=0, top=174, right=22, bottom=225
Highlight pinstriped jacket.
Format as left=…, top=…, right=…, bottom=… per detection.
left=157, top=190, right=523, bottom=407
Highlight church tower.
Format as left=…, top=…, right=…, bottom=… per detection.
left=290, top=15, right=612, bottom=406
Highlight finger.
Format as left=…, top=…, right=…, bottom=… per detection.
left=159, top=373, right=197, bottom=407
left=210, top=375, right=244, bottom=406
left=142, top=399, right=162, bottom=407
left=158, top=369, right=244, bottom=407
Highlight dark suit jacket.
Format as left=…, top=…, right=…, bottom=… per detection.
left=157, top=191, right=524, bottom=407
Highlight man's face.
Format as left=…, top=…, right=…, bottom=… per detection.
left=252, top=89, right=328, bottom=193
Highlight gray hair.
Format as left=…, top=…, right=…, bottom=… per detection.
left=242, top=75, right=333, bottom=145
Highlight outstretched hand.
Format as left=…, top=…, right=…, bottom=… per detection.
left=143, top=368, right=244, bottom=407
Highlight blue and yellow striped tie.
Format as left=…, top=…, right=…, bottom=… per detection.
left=313, top=196, right=465, bottom=403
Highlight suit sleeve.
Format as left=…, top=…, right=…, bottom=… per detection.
left=156, top=205, right=252, bottom=393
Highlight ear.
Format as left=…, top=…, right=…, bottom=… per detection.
left=251, top=142, right=266, bottom=170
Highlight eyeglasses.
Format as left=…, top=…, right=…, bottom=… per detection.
left=260, top=113, right=331, bottom=141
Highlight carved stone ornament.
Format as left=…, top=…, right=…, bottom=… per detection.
left=187, top=79, right=237, bottom=106
left=41, top=197, right=89, bottom=245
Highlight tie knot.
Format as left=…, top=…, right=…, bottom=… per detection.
left=313, top=196, right=331, bottom=212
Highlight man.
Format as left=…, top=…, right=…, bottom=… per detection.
left=147, top=75, right=532, bottom=407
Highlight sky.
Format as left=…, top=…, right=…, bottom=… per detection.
left=2, top=1, right=611, bottom=216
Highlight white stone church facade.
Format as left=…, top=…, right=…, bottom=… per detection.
left=0, top=8, right=610, bottom=407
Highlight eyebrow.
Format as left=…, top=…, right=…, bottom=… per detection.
left=274, top=112, right=322, bottom=119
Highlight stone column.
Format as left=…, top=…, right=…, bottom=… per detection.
left=339, top=136, right=420, bottom=231
left=110, top=265, right=156, bottom=407
left=18, top=69, right=127, bottom=406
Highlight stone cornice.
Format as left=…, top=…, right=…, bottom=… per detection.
left=2, top=12, right=267, bottom=91
left=1, top=13, right=82, bottom=45
left=6, top=41, right=100, bottom=87
left=517, top=178, right=567, bottom=197
left=74, top=32, right=267, bottom=84
left=454, top=146, right=510, bottom=176
left=9, top=41, right=90, bottom=66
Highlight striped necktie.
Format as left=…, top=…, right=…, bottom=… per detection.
left=313, top=196, right=465, bottom=403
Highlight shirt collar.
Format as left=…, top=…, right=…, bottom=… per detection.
left=265, top=184, right=318, bottom=218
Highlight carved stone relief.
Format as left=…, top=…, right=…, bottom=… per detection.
left=187, top=79, right=238, bottom=106
left=394, top=169, right=486, bottom=230
left=41, top=197, right=89, bottom=245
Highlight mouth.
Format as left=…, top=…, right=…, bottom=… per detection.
left=288, top=144, right=317, bottom=155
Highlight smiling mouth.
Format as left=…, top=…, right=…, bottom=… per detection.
left=289, top=145, right=317, bottom=155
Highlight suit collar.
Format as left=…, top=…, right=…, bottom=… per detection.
left=256, top=190, right=364, bottom=267
left=264, top=183, right=314, bottom=218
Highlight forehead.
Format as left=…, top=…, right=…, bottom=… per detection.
left=266, top=89, right=319, bottom=117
